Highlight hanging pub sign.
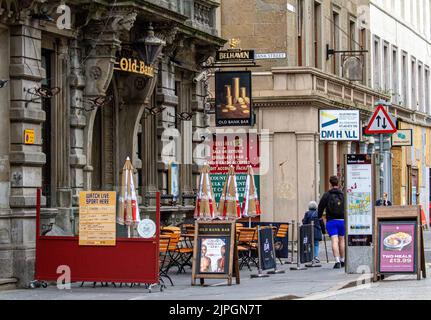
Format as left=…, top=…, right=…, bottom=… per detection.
left=216, top=49, right=255, bottom=62
left=191, top=221, right=239, bottom=286
left=215, top=71, right=253, bottom=127
left=79, top=191, right=117, bottom=246
left=114, top=48, right=154, bottom=78
left=346, top=154, right=374, bottom=246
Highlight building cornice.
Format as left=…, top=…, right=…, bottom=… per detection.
left=271, top=66, right=390, bottom=99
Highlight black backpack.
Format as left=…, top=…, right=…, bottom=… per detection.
left=327, top=192, right=344, bottom=216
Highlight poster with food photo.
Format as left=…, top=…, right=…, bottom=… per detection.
left=199, top=237, right=228, bottom=274
left=379, top=221, right=416, bottom=273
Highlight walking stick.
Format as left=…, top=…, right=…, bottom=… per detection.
left=323, top=234, right=329, bottom=263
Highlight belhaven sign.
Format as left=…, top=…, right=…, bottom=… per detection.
left=216, top=49, right=255, bottom=62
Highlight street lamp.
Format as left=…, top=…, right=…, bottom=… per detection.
left=134, top=23, right=165, bottom=66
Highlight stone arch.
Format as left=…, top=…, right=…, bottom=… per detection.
left=117, top=71, right=158, bottom=166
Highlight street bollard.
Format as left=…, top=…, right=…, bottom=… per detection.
left=251, top=226, right=270, bottom=278
left=305, top=221, right=321, bottom=268
left=285, top=220, right=295, bottom=264
left=267, top=224, right=285, bottom=274
left=290, top=222, right=307, bottom=271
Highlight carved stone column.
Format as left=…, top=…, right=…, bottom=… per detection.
left=8, top=23, right=45, bottom=287
left=79, top=11, right=137, bottom=191
left=69, top=40, right=86, bottom=206
left=156, top=58, right=178, bottom=201
left=143, top=111, right=158, bottom=198
left=0, top=24, right=11, bottom=281
left=118, top=73, right=158, bottom=171
left=82, top=38, right=121, bottom=191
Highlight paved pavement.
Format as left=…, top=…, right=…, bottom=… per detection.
left=304, top=271, right=431, bottom=300
left=0, top=262, right=363, bottom=300
left=303, top=229, right=431, bottom=300
left=0, top=231, right=429, bottom=300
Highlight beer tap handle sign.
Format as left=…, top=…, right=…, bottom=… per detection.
left=215, top=71, right=253, bottom=127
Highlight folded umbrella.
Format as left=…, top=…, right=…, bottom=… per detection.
left=194, top=164, right=215, bottom=220
left=217, top=166, right=241, bottom=220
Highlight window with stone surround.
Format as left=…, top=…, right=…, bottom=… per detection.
left=425, top=66, right=430, bottom=114
left=401, top=51, right=408, bottom=106
left=391, top=46, right=398, bottom=104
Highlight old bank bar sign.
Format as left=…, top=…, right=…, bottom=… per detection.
left=114, top=49, right=154, bottom=78
left=215, top=49, right=255, bottom=127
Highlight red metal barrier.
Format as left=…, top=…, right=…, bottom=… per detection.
left=35, top=189, right=161, bottom=284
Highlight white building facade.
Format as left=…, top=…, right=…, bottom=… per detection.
left=370, top=0, right=431, bottom=222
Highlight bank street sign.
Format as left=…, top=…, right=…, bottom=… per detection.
left=319, top=110, right=360, bottom=141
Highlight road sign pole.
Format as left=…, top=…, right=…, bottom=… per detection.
left=379, top=133, right=384, bottom=201
left=365, top=102, right=397, bottom=201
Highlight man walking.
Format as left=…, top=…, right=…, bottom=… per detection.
left=376, top=192, right=392, bottom=206
left=318, top=176, right=345, bottom=269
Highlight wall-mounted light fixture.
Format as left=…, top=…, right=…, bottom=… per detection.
left=24, top=86, right=61, bottom=106
left=134, top=23, right=165, bottom=66
left=0, top=80, right=8, bottom=88
left=30, top=3, right=54, bottom=22
left=83, top=95, right=113, bottom=111
left=168, top=112, right=194, bottom=121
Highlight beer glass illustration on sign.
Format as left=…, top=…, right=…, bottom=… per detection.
left=215, top=71, right=252, bottom=126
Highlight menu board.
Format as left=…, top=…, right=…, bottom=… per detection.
left=79, top=191, right=116, bottom=246
left=258, top=227, right=276, bottom=271
left=346, top=154, right=373, bottom=246
left=378, top=221, right=417, bottom=274
left=192, top=221, right=239, bottom=286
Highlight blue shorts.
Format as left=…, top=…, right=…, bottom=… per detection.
left=326, top=220, right=345, bottom=237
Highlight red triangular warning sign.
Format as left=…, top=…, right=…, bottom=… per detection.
left=365, top=105, right=397, bottom=135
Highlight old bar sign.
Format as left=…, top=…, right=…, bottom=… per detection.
left=216, top=49, right=255, bottom=62
left=114, top=48, right=154, bottom=78
left=114, top=57, right=154, bottom=77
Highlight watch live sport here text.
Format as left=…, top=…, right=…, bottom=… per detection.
left=79, top=191, right=116, bottom=246
left=84, top=192, right=111, bottom=205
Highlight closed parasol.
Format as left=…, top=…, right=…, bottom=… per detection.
left=194, top=164, right=216, bottom=220
left=118, top=157, right=140, bottom=237
left=242, top=166, right=261, bottom=227
left=241, top=166, right=261, bottom=218
left=217, top=166, right=241, bottom=220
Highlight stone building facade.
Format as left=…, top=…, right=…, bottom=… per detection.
left=218, top=0, right=388, bottom=224
left=0, top=0, right=224, bottom=287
